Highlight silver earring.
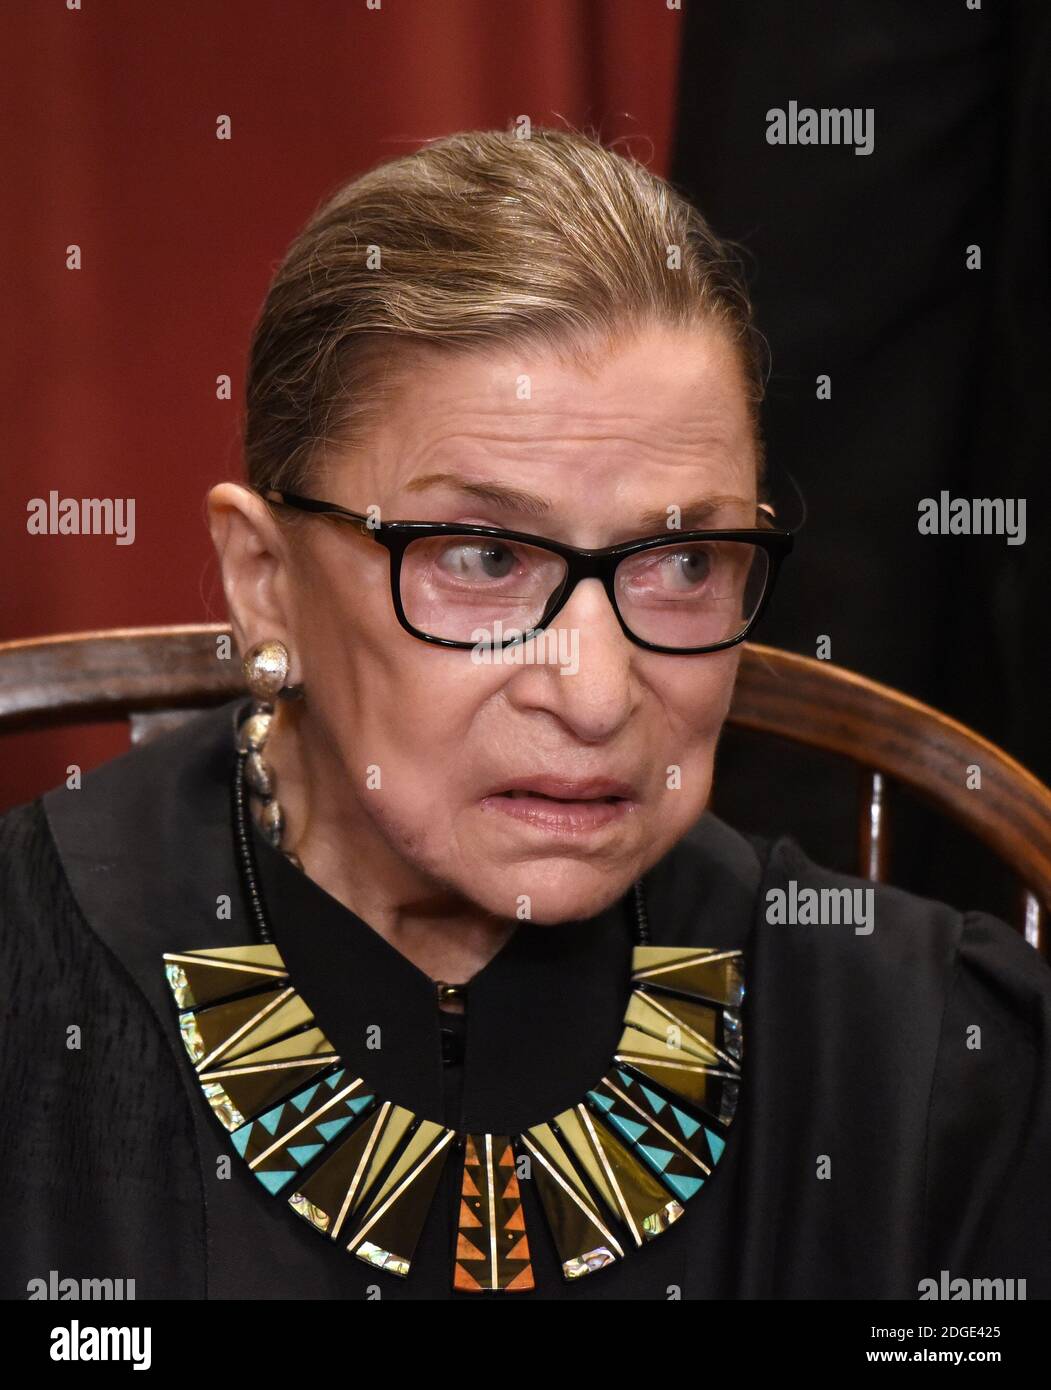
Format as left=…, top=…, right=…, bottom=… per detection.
left=238, top=640, right=298, bottom=860
left=243, top=638, right=292, bottom=705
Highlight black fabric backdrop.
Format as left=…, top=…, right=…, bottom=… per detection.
left=672, top=0, right=1050, bottom=924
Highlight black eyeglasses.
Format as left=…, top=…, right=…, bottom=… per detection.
left=261, top=487, right=793, bottom=655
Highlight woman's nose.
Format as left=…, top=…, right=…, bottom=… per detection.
left=507, top=577, right=639, bottom=743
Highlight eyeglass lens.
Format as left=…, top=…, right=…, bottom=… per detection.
left=398, top=534, right=770, bottom=649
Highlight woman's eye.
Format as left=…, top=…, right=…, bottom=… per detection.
left=674, top=549, right=711, bottom=586
left=438, top=540, right=517, bottom=581
left=651, top=548, right=713, bottom=590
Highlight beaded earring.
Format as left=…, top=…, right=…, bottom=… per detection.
left=239, top=640, right=298, bottom=853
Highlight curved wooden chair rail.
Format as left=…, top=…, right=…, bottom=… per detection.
left=1, top=625, right=1048, bottom=954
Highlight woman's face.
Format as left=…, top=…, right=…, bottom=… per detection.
left=225, top=322, right=760, bottom=926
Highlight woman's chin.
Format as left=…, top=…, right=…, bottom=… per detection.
left=462, top=864, right=639, bottom=927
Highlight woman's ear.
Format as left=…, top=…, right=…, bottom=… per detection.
left=206, top=483, right=297, bottom=669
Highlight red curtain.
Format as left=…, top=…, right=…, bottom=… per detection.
left=0, top=0, right=682, bottom=810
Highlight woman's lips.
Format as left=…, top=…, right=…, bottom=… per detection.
left=487, top=774, right=637, bottom=800
left=480, top=789, right=637, bottom=835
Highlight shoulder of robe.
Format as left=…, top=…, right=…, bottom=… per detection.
left=0, top=790, right=159, bottom=1015
left=39, top=697, right=244, bottom=835
left=0, top=795, right=74, bottom=951
left=923, top=909, right=1051, bottom=1290
left=40, top=699, right=245, bottom=927
left=2, top=698, right=250, bottom=993
left=0, top=795, right=208, bottom=1297
left=743, top=833, right=1022, bottom=1060
left=757, top=832, right=972, bottom=969
left=0, top=793, right=187, bottom=1097
left=755, top=833, right=1051, bottom=1056
left=952, top=906, right=1051, bottom=1026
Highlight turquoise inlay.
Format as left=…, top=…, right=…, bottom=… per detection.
left=671, top=1105, right=701, bottom=1139
left=587, top=1090, right=615, bottom=1113
left=325, top=1069, right=345, bottom=1089
left=706, top=1129, right=725, bottom=1162
left=640, top=1083, right=667, bottom=1114
left=288, top=1142, right=324, bottom=1166
left=637, top=1142, right=675, bottom=1172
left=259, top=1103, right=285, bottom=1135
left=617, top=1068, right=634, bottom=1088
left=663, top=1171, right=704, bottom=1202
left=349, top=1094, right=374, bottom=1114
left=291, top=1084, right=319, bottom=1112
left=231, top=1125, right=252, bottom=1157
left=257, top=1169, right=296, bottom=1195
left=610, top=1114, right=648, bottom=1144
left=315, top=1115, right=353, bottom=1142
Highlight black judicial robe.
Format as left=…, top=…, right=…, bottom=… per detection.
left=1, top=700, right=1050, bottom=1301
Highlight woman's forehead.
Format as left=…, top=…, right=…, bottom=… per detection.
left=345, top=329, right=757, bottom=494
left=391, top=323, right=752, bottom=422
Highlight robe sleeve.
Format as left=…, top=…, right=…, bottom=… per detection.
left=0, top=799, right=206, bottom=1298
left=924, top=909, right=1051, bottom=1296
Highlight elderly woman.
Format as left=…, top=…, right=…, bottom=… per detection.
left=3, top=129, right=1050, bottom=1302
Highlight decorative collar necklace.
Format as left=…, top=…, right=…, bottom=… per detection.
left=161, top=703, right=744, bottom=1293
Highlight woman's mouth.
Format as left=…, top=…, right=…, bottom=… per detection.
left=480, top=776, right=638, bottom=835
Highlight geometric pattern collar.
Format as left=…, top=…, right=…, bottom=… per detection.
left=162, top=941, right=743, bottom=1292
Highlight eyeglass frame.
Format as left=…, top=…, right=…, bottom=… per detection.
left=259, top=485, right=794, bottom=656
